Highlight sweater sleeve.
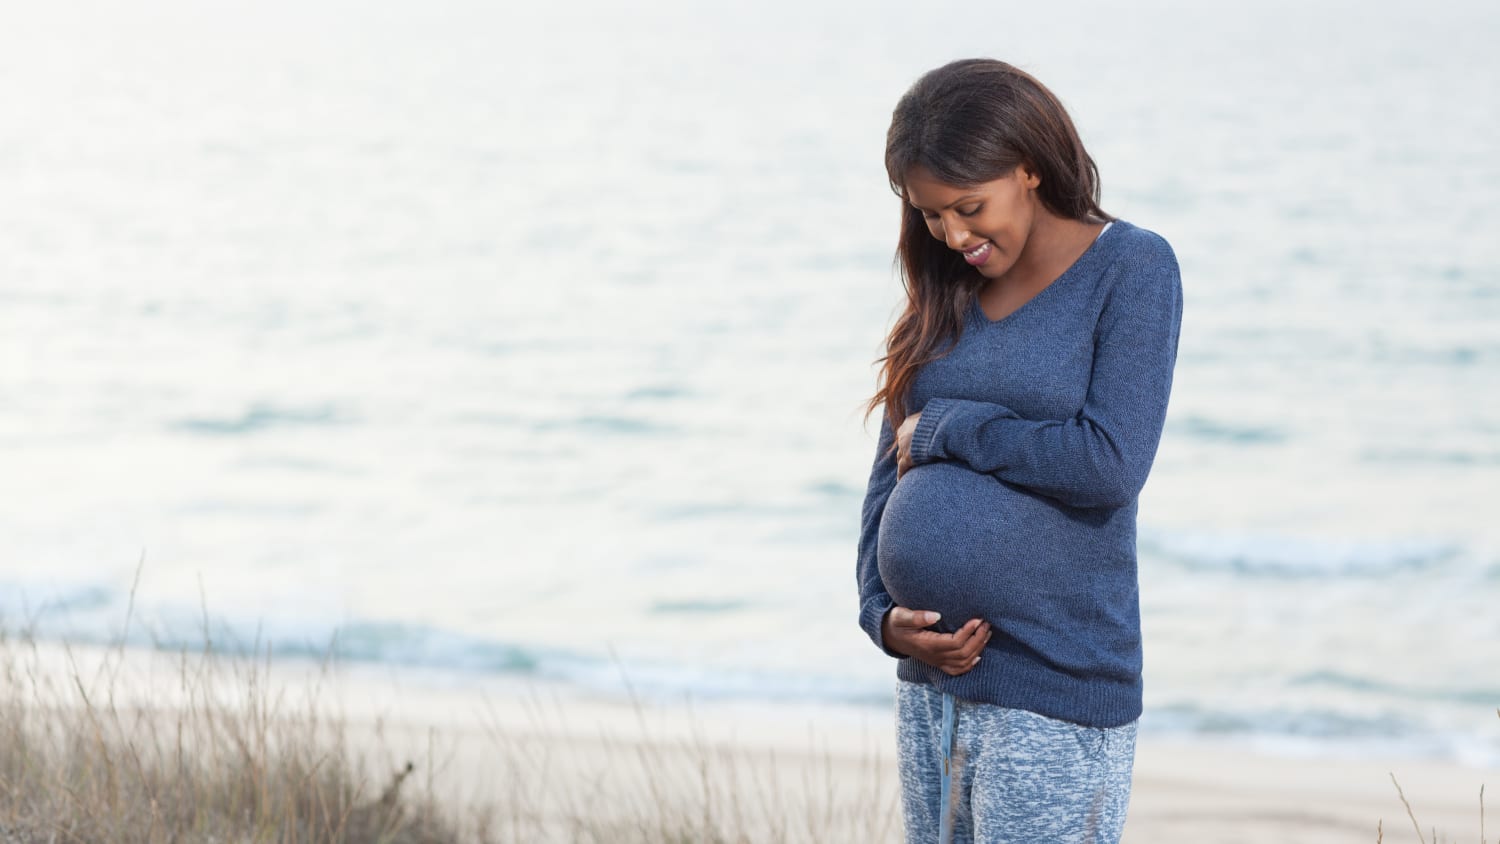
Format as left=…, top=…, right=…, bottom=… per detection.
left=907, top=243, right=1183, bottom=509
left=855, top=412, right=906, bottom=658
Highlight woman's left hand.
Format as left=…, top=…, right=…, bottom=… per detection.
left=896, top=412, right=921, bottom=478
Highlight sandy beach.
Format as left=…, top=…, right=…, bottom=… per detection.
left=12, top=639, right=1488, bottom=843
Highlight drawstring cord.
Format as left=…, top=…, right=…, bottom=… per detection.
left=939, top=691, right=956, bottom=844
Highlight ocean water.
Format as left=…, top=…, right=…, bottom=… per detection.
left=2, top=0, right=1498, bottom=764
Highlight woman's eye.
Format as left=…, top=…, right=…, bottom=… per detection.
left=957, top=205, right=982, bottom=217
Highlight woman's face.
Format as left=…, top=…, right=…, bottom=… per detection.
left=903, top=163, right=1041, bottom=280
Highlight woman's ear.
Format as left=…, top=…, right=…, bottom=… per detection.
left=1019, top=162, right=1041, bottom=190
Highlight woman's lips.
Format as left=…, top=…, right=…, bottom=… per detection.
left=962, top=241, right=992, bottom=266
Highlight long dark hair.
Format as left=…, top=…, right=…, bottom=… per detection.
left=865, top=59, right=1110, bottom=442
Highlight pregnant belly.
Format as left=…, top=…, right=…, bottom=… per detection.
left=876, top=461, right=1072, bottom=628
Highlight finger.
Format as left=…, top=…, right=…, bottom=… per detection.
left=891, top=607, right=941, bottom=629
left=944, top=629, right=990, bottom=671
left=952, top=617, right=987, bottom=645
left=942, top=656, right=978, bottom=676
left=959, top=630, right=989, bottom=661
left=948, top=622, right=977, bottom=647
left=915, top=630, right=972, bottom=656
left=963, top=622, right=992, bottom=655
left=910, top=632, right=956, bottom=657
left=944, top=652, right=983, bottom=675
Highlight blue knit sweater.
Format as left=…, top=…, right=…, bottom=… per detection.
left=856, top=219, right=1183, bottom=728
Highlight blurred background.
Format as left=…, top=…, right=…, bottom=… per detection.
left=2, top=0, right=1496, bottom=765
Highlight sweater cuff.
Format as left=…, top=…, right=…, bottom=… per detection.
left=909, top=398, right=957, bottom=466
left=859, top=592, right=903, bottom=659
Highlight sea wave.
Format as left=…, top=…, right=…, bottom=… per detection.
left=169, top=401, right=352, bottom=436
left=0, top=577, right=888, bottom=707
left=1140, top=528, right=1464, bottom=577
left=1145, top=702, right=1500, bottom=767
left=3, top=574, right=1493, bottom=764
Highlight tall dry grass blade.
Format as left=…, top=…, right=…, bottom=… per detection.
left=611, top=649, right=675, bottom=842
left=107, top=550, right=146, bottom=699
left=683, top=700, right=715, bottom=842
left=197, top=571, right=213, bottom=658
left=1391, top=772, right=1428, bottom=844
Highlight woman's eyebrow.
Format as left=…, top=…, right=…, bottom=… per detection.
left=909, top=194, right=983, bottom=212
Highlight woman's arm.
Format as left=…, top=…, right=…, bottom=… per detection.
left=905, top=242, right=1184, bottom=509
left=856, top=414, right=905, bottom=657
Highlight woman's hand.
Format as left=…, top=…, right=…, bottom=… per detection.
left=882, top=606, right=991, bottom=676
left=895, top=412, right=922, bottom=478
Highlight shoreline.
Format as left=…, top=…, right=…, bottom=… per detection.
left=8, top=638, right=1493, bottom=842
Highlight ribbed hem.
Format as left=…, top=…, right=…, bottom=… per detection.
left=859, top=592, right=904, bottom=659
left=894, top=640, right=1142, bottom=728
left=909, top=397, right=956, bottom=465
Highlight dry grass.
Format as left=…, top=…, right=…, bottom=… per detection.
left=0, top=568, right=899, bottom=843
left=0, top=624, right=470, bottom=842
left=1379, top=709, right=1496, bottom=844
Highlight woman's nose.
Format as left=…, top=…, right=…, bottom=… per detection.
left=944, top=223, right=969, bottom=250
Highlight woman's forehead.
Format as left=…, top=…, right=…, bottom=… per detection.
left=903, top=167, right=987, bottom=207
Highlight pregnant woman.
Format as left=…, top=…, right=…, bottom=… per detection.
left=856, top=59, right=1183, bottom=843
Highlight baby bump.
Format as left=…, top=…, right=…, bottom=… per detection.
left=876, top=461, right=1070, bottom=628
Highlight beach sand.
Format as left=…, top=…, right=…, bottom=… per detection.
left=13, top=639, right=1491, bottom=843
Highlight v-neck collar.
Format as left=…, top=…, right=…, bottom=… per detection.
left=969, top=219, right=1128, bottom=327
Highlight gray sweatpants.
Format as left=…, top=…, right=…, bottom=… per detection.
left=895, top=680, right=1137, bottom=844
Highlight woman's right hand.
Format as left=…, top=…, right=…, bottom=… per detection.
left=895, top=412, right=921, bottom=479
left=882, top=606, right=992, bottom=675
